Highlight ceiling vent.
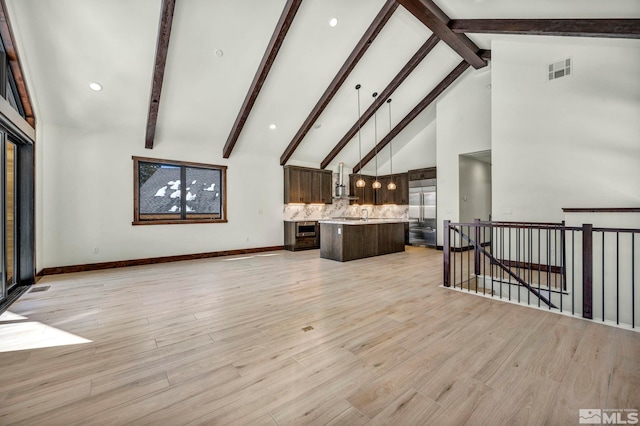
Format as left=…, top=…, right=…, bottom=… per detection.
left=548, top=58, right=571, bottom=81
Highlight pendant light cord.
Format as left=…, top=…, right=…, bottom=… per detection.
left=388, top=98, right=392, bottom=175
left=373, top=92, right=378, bottom=183
left=356, top=84, right=363, bottom=183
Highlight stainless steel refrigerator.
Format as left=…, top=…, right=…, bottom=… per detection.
left=409, top=179, right=436, bottom=247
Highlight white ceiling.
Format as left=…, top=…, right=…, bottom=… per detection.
left=6, top=0, right=640, bottom=171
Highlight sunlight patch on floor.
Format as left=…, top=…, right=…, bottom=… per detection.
left=0, top=311, right=92, bottom=353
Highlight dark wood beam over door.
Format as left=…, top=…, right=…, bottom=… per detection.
left=279, top=0, right=398, bottom=166
left=222, top=0, right=303, bottom=158
left=145, top=0, right=176, bottom=150
left=396, top=0, right=486, bottom=69
left=353, top=60, right=470, bottom=173
left=0, top=0, right=35, bottom=127
left=320, top=34, right=440, bottom=170
left=449, top=19, right=640, bottom=39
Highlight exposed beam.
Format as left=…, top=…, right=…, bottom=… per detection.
left=320, top=34, right=440, bottom=169
left=353, top=60, right=470, bottom=173
left=396, top=0, right=486, bottom=69
left=145, top=0, right=176, bottom=150
left=223, top=0, right=303, bottom=159
left=279, top=0, right=398, bottom=166
left=0, top=0, right=35, bottom=127
left=449, top=19, right=640, bottom=39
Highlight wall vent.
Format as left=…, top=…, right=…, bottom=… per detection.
left=548, top=58, right=571, bottom=81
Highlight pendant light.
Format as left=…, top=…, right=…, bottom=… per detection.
left=386, top=98, right=396, bottom=191
left=371, top=92, right=382, bottom=189
left=355, top=84, right=366, bottom=188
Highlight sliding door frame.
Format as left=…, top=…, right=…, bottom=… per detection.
left=0, top=97, right=34, bottom=311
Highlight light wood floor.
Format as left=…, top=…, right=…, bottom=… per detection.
left=1, top=247, right=638, bottom=425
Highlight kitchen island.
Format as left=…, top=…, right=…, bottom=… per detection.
left=319, top=219, right=406, bottom=262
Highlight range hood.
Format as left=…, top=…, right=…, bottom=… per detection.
left=333, top=162, right=359, bottom=200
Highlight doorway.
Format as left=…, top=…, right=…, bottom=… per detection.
left=459, top=150, right=492, bottom=223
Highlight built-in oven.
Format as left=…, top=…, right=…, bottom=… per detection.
left=296, top=221, right=317, bottom=237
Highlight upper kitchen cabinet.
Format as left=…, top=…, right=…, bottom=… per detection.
left=390, top=173, right=409, bottom=205
left=349, top=173, right=409, bottom=205
left=284, top=166, right=332, bottom=204
left=408, top=167, right=436, bottom=181
left=313, top=168, right=333, bottom=204
left=349, top=174, right=376, bottom=205
left=375, top=173, right=408, bottom=205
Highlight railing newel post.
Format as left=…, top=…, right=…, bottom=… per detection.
left=443, top=220, right=450, bottom=287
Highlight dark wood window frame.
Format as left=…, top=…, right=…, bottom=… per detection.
left=132, top=156, right=227, bottom=225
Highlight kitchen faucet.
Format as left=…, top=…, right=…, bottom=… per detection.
left=361, top=208, right=369, bottom=221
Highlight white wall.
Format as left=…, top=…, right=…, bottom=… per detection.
left=38, top=123, right=284, bottom=269
left=492, top=38, right=640, bottom=223
left=436, top=69, right=492, bottom=245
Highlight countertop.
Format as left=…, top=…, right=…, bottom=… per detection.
left=319, top=218, right=408, bottom=225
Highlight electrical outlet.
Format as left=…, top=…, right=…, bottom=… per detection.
left=93, top=246, right=99, bottom=254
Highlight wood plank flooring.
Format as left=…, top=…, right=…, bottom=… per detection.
left=0, top=247, right=638, bottom=425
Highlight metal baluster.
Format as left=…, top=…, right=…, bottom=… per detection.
left=467, top=225, right=471, bottom=292
left=538, top=228, right=551, bottom=300
left=491, top=224, right=495, bottom=297
left=559, top=227, right=563, bottom=313
left=538, top=228, right=542, bottom=308
left=616, top=232, right=619, bottom=325
left=572, top=230, right=575, bottom=315
left=633, top=233, right=636, bottom=328
left=602, top=232, right=605, bottom=322
left=452, top=226, right=457, bottom=289
left=508, top=226, right=512, bottom=301
left=517, top=227, right=521, bottom=303
left=500, top=226, right=504, bottom=300
left=528, top=227, right=532, bottom=305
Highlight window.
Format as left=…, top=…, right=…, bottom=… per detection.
left=133, top=156, right=227, bottom=225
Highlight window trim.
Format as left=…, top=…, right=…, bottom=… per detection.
left=132, top=156, right=227, bottom=225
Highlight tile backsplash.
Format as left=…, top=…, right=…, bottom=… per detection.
left=283, top=198, right=408, bottom=221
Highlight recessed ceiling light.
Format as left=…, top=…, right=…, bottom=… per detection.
left=269, top=124, right=277, bottom=130
left=215, top=49, right=224, bottom=57
left=329, top=17, right=338, bottom=27
left=88, top=82, right=102, bottom=91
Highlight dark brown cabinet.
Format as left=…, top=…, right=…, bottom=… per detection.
left=349, top=174, right=376, bottom=205
left=349, top=172, right=409, bottom=205
left=284, top=221, right=319, bottom=251
left=390, top=173, right=409, bottom=205
left=284, top=166, right=332, bottom=204
left=313, top=169, right=333, bottom=204
left=320, top=222, right=405, bottom=261
left=408, top=167, right=436, bottom=181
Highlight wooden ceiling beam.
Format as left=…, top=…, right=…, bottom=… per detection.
left=352, top=60, right=470, bottom=173
left=449, top=19, right=640, bottom=39
left=396, top=0, right=486, bottom=69
left=0, top=0, right=35, bottom=127
left=320, top=34, right=440, bottom=170
left=279, top=0, right=398, bottom=166
left=145, top=0, right=176, bottom=150
left=223, top=0, right=303, bottom=159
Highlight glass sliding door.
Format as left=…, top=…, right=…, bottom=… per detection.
left=5, top=139, right=16, bottom=294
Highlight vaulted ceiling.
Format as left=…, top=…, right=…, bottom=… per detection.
left=5, top=0, right=640, bottom=173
